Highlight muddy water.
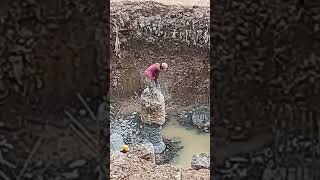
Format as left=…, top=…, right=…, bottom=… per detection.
left=162, top=117, right=210, bottom=168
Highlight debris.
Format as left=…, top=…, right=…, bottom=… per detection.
left=191, top=153, right=210, bottom=170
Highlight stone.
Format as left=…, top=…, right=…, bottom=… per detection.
left=191, top=107, right=210, bottom=133
left=110, top=133, right=125, bottom=153
left=142, top=122, right=166, bottom=154
left=140, top=86, right=166, bottom=125
left=191, top=153, right=210, bottom=170
left=131, top=142, right=155, bottom=163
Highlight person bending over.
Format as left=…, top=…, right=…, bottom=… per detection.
left=144, top=62, right=168, bottom=88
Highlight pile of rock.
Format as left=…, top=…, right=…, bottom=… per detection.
left=130, top=143, right=156, bottom=163
left=110, top=112, right=144, bottom=145
left=110, top=110, right=184, bottom=165
left=177, top=105, right=210, bottom=133
left=191, top=153, right=210, bottom=170
left=155, top=139, right=183, bottom=165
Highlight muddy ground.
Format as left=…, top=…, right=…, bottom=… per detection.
left=110, top=103, right=197, bottom=165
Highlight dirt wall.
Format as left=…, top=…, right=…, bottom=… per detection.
left=0, top=0, right=107, bottom=115
left=110, top=1, right=210, bottom=105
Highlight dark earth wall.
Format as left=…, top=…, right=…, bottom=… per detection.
left=212, top=0, right=320, bottom=179
left=213, top=0, right=320, bottom=141
left=0, top=0, right=108, bottom=179
left=0, top=0, right=107, bottom=118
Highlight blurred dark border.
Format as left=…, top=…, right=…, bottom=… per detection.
left=0, top=0, right=109, bottom=179
left=211, top=0, right=320, bottom=179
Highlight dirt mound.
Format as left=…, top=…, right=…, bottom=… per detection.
left=110, top=153, right=210, bottom=180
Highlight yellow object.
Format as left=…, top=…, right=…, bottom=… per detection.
left=122, top=144, right=129, bottom=152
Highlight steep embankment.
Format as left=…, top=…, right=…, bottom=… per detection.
left=110, top=1, right=210, bottom=105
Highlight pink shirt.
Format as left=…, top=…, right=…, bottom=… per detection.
left=144, top=63, right=161, bottom=80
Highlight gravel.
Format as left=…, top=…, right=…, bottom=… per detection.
left=111, top=111, right=184, bottom=165
left=176, top=105, right=210, bottom=133
left=191, top=153, right=210, bottom=170
left=110, top=112, right=144, bottom=145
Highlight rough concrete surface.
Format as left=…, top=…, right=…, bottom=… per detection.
left=140, top=87, right=166, bottom=125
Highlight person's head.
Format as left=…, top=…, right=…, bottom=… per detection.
left=120, top=144, right=129, bottom=153
left=160, top=62, right=168, bottom=71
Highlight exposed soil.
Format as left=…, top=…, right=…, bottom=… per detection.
left=110, top=153, right=210, bottom=180
left=110, top=1, right=210, bottom=105
left=111, top=0, right=209, bottom=7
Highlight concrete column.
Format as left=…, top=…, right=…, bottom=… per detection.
left=142, top=122, right=166, bottom=153
left=140, top=85, right=166, bottom=153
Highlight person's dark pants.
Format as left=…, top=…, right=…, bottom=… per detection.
left=145, top=77, right=159, bottom=92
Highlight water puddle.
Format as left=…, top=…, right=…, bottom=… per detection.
left=162, top=117, right=210, bottom=168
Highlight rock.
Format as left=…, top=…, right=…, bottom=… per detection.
left=191, top=107, right=210, bottom=133
left=110, top=133, right=125, bottom=152
left=191, top=153, right=210, bottom=170
left=131, top=142, right=155, bottom=163
left=140, top=86, right=166, bottom=125
left=142, top=123, right=166, bottom=153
